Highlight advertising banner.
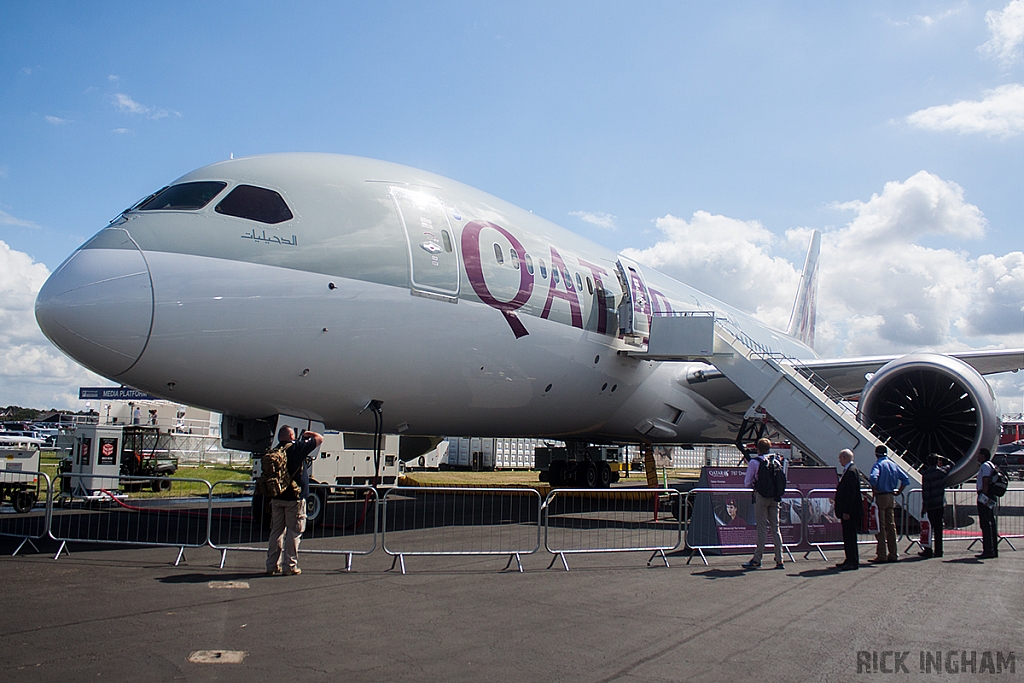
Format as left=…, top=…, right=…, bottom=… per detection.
left=687, top=465, right=839, bottom=552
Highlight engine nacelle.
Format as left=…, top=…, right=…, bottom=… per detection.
left=859, top=353, right=1000, bottom=487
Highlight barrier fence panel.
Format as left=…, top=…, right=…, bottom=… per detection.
left=542, top=488, right=682, bottom=571
left=804, top=488, right=881, bottom=561
left=903, top=487, right=1021, bottom=555
left=382, top=487, right=542, bottom=574
left=996, top=489, right=1023, bottom=549
left=208, top=481, right=379, bottom=571
left=684, top=487, right=802, bottom=566
left=0, top=470, right=51, bottom=556
left=49, top=474, right=212, bottom=564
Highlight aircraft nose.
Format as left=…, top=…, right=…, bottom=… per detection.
left=35, top=228, right=154, bottom=378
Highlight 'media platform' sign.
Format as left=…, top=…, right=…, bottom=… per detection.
left=79, top=387, right=156, bottom=401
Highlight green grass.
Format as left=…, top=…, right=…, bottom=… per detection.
left=36, top=452, right=251, bottom=495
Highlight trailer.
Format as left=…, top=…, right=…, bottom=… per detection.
left=535, top=444, right=623, bottom=488
left=402, top=441, right=448, bottom=471
left=0, top=435, right=43, bottom=513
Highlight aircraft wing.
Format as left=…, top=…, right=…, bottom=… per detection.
left=796, top=349, right=1024, bottom=398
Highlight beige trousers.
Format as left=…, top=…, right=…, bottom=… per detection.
left=267, top=498, right=307, bottom=572
left=753, top=493, right=783, bottom=564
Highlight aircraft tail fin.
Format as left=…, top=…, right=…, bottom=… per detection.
left=786, top=229, right=820, bottom=349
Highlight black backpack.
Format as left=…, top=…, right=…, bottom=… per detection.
left=755, top=454, right=787, bottom=502
left=988, top=463, right=1009, bottom=499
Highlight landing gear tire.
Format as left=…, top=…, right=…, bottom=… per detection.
left=305, top=485, right=326, bottom=531
left=12, top=490, right=35, bottom=513
left=579, top=461, right=598, bottom=489
left=549, top=461, right=565, bottom=487
left=598, top=462, right=612, bottom=488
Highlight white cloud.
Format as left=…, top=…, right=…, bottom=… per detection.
left=0, top=241, right=105, bottom=409
left=979, top=0, right=1024, bottom=66
left=44, top=115, right=71, bottom=125
left=113, top=92, right=180, bottom=120
left=965, top=251, right=1024, bottom=336
left=0, top=208, right=42, bottom=230
left=113, top=93, right=149, bottom=115
left=111, top=128, right=132, bottom=135
left=570, top=210, right=617, bottom=230
left=804, top=172, right=1015, bottom=356
left=905, top=83, right=1024, bottom=136
left=625, top=171, right=1023, bottom=371
left=622, top=211, right=800, bottom=330
left=916, top=3, right=967, bottom=26
left=830, top=171, right=986, bottom=243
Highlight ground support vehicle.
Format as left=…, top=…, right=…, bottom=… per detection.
left=120, top=426, right=179, bottom=492
left=535, top=444, right=623, bottom=488
left=0, top=435, right=44, bottom=513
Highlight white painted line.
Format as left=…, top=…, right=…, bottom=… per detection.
left=207, top=580, right=250, bottom=589
left=187, top=650, right=248, bottom=664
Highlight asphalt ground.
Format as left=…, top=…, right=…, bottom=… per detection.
left=1, top=527, right=1022, bottom=683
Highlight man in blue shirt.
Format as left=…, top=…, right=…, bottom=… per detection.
left=868, top=445, right=910, bottom=563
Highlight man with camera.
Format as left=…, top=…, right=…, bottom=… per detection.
left=266, top=425, right=324, bottom=576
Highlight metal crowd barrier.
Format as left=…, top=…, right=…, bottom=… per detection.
left=684, top=487, right=803, bottom=566
left=0, top=470, right=51, bottom=556
left=903, top=487, right=1021, bottom=555
left=804, top=487, right=900, bottom=561
left=11, top=478, right=1019, bottom=571
left=381, top=487, right=541, bottom=574
left=49, top=473, right=212, bottom=565
left=542, top=487, right=682, bottom=570
left=208, top=481, right=379, bottom=571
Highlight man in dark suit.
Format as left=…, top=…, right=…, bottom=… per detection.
left=833, top=448, right=862, bottom=570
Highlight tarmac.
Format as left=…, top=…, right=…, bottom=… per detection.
left=1, top=531, right=1021, bottom=682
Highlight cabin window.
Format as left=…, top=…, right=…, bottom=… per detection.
left=576, top=273, right=584, bottom=292
left=493, top=243, right=504, bottom=264
left=586, top=277, right=594, bottom=295
left=215, top=185, right=293, bottom=224
left=563, top=268, right=572, bottom=288
left=525, top=254, right=535, bottom=275
left=137, top=181, right=227, bottom=211
left=441, top=230, right=453, bottom=253
left=552, top=266, right=559, bottom=284
left=510, top=249, right=520, bottom=270
left=539, top=259, right=548, bottom=279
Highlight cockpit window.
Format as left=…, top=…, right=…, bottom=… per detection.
left=215, top=185, right=293, bottom=224
left=137, top=182, right=227, bottom=211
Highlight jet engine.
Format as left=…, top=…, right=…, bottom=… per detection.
left=858, top=353, right=1000, bottom=486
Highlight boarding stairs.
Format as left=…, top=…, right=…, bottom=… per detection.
left=633, top=312, right=922, bottom=489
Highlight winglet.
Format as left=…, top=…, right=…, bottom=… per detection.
left=786, top=229, right=820, bottom=349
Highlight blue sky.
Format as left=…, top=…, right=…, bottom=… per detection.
left=1, top=1, right=1023, bottom=411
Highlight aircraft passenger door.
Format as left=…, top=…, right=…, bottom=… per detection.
left=391, top=187, right=461, bottom=302
left=615, top=256, right=651, bottom=337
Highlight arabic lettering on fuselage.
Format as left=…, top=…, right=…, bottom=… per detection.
left=460, top=219, right=673, bottom=339
left=241, top=229, right=297, bottom=246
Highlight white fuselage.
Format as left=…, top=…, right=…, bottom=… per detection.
left=36, top=154, right=814, bottom=444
